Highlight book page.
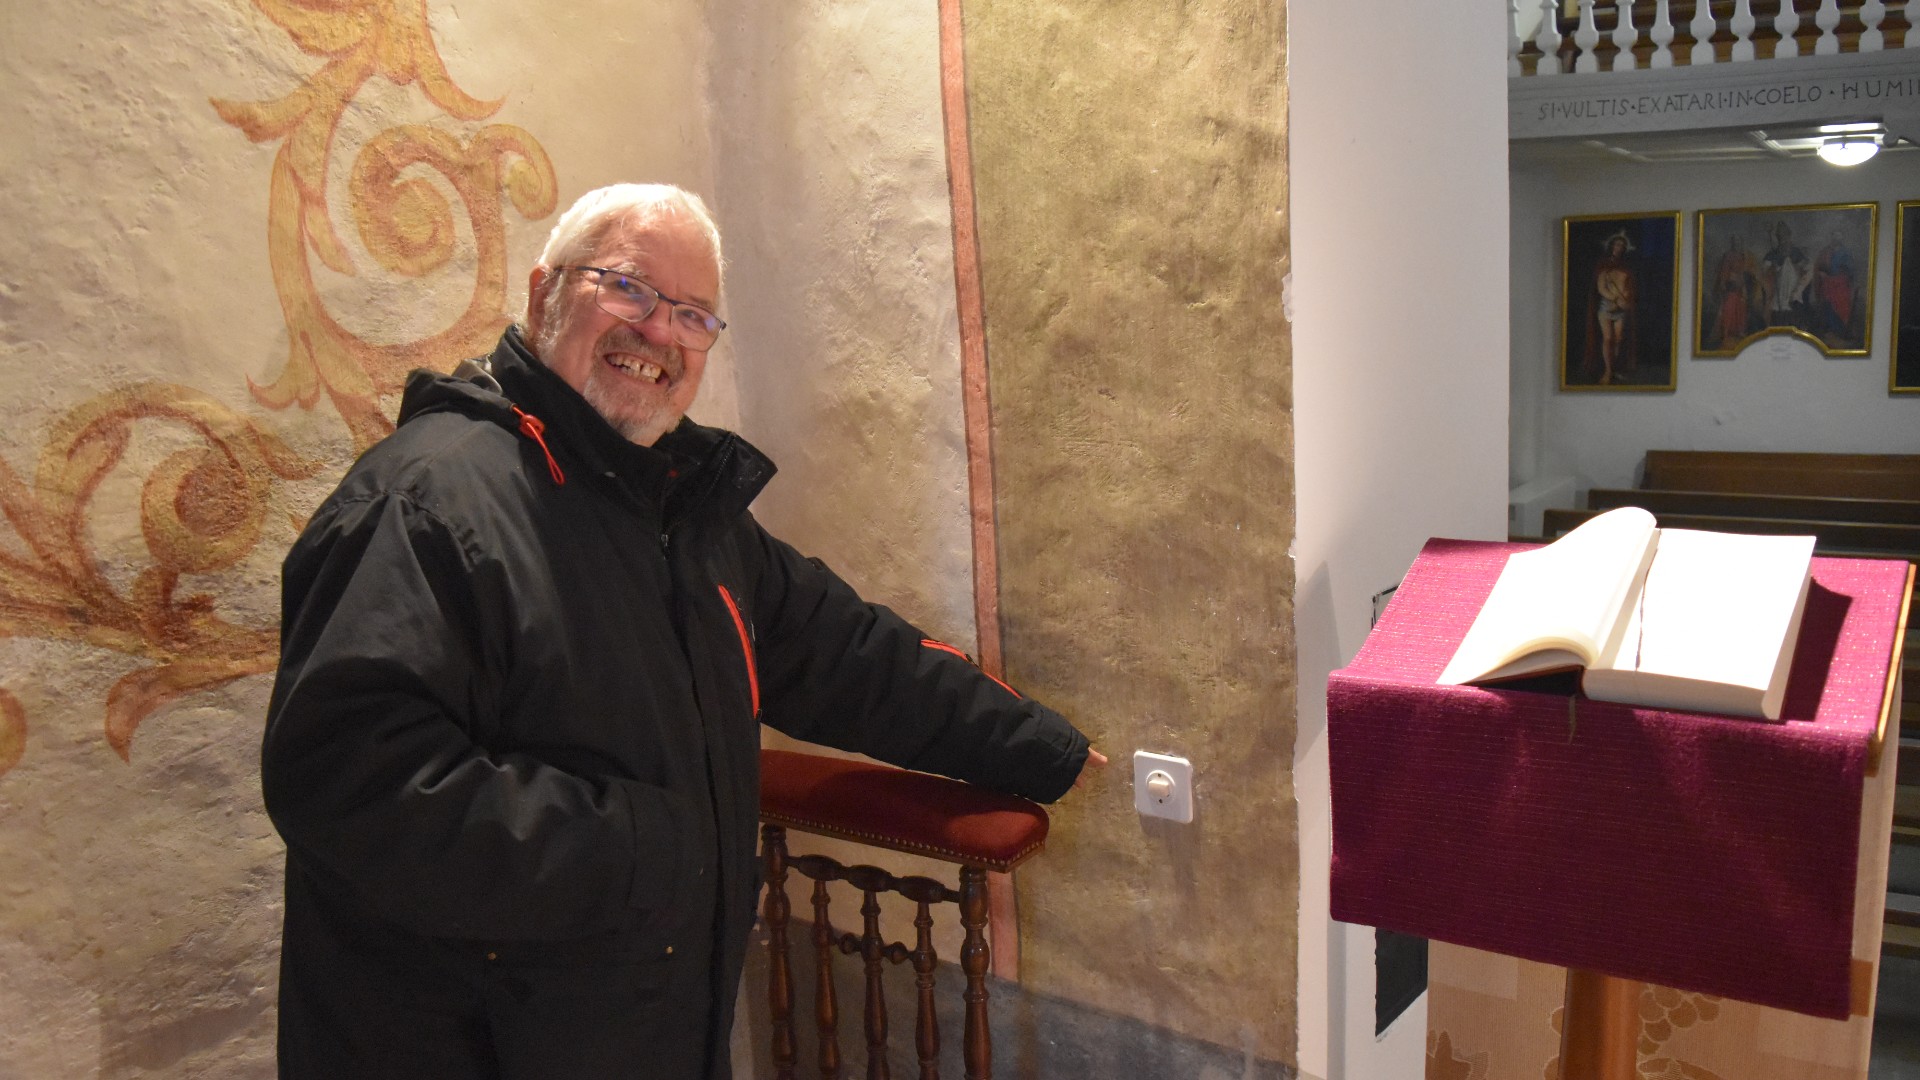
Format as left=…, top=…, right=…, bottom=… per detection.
left=1438, top=507, right=1659, bottom=684
left=1588, top=529, right=1815, bottom=711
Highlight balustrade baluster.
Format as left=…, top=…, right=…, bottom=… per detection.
left=762, top=827, right=798, bottom=1080
left=1575, top=0, right=1603, bottom=70
left=959, top=868, right=993, bottom=1080
left=1863, top=0, right=1890, bottom=48
left=1510, top=0, right=1527, bottom=74
left=1774, top=0, right=1804, bottom=56
left=1651, top=0, right=1678, bottom=65
left=1536, top=0, right=1567, bottom=74
left=911, top=900, right=940, bottom=1080
left=1690, top=0, right=1720, bottom=62
left=1815, top=0, right=1842, bottom=51
left=858, top=885, right=891, bottom=1080
left=814, top=879, right=843, bottom=1079
left=1731, top=0, right=1758, bottom=57
left=1612, top=0, right=1642, bottom=68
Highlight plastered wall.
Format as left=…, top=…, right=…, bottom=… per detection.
left=0, top=2, right=713, bottom=1074
left=962, top=0, right=1299, bottom=1063
left=1289, top=1, right=1512, bottom=1078
left=705, top=0, right=982, bottom=964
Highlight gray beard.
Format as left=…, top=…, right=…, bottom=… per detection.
left=530, top=304, right=678, bottom=446
left=582, top=376, right=676, bottom=446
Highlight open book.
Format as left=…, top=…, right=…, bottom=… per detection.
left=1437, top=507, right=1815, bottom=720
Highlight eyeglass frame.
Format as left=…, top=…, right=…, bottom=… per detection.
left=550, top=264, right=728, bottom=349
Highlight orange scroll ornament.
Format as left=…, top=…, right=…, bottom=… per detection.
left=0, top=385, right=322, bottom=771
left=0, top=1, right=557, bottom=778
left=211, top=0, right=557, bottom=449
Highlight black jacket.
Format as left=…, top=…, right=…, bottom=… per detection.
left=262, top=329, right=1089, bottom=1078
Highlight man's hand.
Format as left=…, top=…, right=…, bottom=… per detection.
left=1073, top=747, right=1109, bottom=789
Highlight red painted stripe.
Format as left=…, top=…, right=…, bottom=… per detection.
left=939, top=0, right=1021, bottom=984
left=717, top=585, right=760, bottom=717
left=938, top=0, right=1004, bottom=683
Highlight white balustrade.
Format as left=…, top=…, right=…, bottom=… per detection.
left=1509, top=0, right=1902, bottom=76
left=1731, top=0, right=1758, bottom=58
left=1776, top=0, right=1804, bottom=58
left=1535, top=0, right=1566, bottom=74
left=1575, top=0, right=1604, bottom=71
left=1651, top=0, right=1678, bottom=66
left=1612, top=0, right=1642, bottom=67
left=1815, top=0, right=1842, bottom=53
left=1690, top=0, right=1720, bottom=63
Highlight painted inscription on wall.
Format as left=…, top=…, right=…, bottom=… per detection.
left=1510, top=51, right=1920, bottom=141
left=1532, top=75, right=1919, bottom=123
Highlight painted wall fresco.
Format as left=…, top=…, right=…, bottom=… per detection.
left=0, top=0, right=553, bottom=780
left=213, top=0, right=555, bottom=451
left=0, top=0, right=718, bottom=1071
left=0, top=385, right=319, bottom=769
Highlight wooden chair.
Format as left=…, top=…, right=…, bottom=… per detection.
left=758, top=748, right=1051, bottom=1080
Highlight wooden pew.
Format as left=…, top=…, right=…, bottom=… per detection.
left=1585, top=487, right=1920, bottom=526
left=1640, top=451, right=1920, bottom=501
left=1540, top=506, right=1920, bottom=559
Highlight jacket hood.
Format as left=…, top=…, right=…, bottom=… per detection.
left=397, top=327, right=777, bottom=519
left=398, top=356, right=515, bottom=429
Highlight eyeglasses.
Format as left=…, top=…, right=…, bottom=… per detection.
left=553, top=265, right=727, bottom=350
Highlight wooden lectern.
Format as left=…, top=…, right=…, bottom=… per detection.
left=1326, top=539, right=1913, bottom=1078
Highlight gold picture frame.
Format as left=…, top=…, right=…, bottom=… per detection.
left=1561, top=211, right=1682, bottom=392
left=1893, top=201, right=1920, bottom=394
left=1695, top=202, right=1877, bottom=359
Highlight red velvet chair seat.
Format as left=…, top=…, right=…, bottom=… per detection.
left=758, top=749, right=1050, bottom=873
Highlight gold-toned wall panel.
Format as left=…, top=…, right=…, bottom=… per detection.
left=960, top=0, right=1297, bottom=1062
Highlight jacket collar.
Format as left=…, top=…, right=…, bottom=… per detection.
left=399, top=328, right=777, bottom=519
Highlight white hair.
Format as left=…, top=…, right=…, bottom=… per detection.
left=522, top=183, right=725, bottom=327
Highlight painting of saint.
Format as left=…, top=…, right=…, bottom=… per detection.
left=1561, top=212, right=1680, bottom=391
left=1895, top=201, right=1920, bottom=393
left=1695, top=204, right=1876, bottom=358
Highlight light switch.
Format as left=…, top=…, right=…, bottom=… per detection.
left=1133, top=750, right=1193, bottom=824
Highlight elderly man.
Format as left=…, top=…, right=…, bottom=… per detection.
left=262, top=184, right=1099, bottom=1079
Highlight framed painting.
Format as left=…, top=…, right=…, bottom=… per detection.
left=1695, top=202, right=1877, bottom=358
left=1894, top=201, right=1920, bottom=393
left=1561, top=212, right=1681, bottom=391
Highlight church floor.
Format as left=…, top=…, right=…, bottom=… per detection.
left=1875, top=952, right=1920, bottom=1079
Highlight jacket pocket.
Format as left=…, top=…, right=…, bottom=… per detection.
left=717, top=584, right=760, bottom=718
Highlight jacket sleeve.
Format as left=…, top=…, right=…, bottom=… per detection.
left=743, top=521, right=1090, bottom=803
left=261, top=492, right=699, bottom=942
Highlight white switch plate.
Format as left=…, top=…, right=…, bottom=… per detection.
left=1133, top=751, right=1194, bottom=824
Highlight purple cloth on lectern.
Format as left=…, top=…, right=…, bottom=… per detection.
left=1328, top=538, right=1908, bottom=1020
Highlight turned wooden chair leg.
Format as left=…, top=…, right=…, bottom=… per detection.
left=911, top=899, right=940, bottom=1080
left=756, top=826, right=794, bottom=1068
left=762, top=826, right=797, bottom=1080
left=958, top=866, right=992, bottom=1080
left=859, top=886, right=890, bottom=1080
left=814, top=878, right=842, bottom=1078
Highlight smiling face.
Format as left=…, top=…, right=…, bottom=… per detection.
left=525, top=211, right=719, bottom=446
